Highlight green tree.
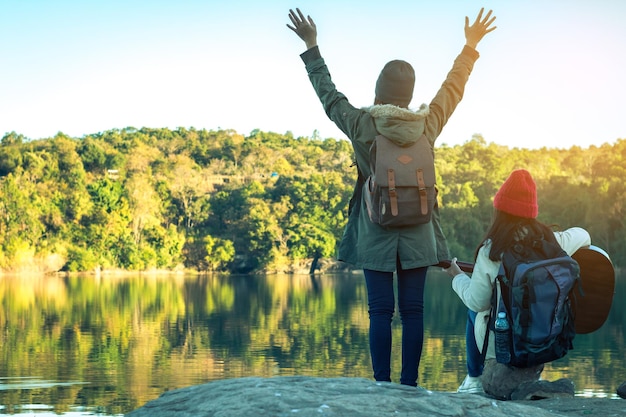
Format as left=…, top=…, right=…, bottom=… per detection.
left=78, top=137, right=107, bottom=174
left=203, top=235, right=235, bottom=271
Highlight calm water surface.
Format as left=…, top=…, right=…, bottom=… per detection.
left=0, top=269, right=624, bottom=415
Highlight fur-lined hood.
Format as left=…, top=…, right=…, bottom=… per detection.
left=364, top=103, right=429, bottom=146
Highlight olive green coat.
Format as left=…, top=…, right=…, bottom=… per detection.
left=300, top=45, right=479, bottom=272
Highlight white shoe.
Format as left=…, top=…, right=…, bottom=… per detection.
left=457, top=375, right=483, bottom=394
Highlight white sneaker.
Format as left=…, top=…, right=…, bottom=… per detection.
left=457, top=375, right=483, bottom=394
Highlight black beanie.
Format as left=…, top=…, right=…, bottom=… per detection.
left=375, top=60, right=415, bottom=107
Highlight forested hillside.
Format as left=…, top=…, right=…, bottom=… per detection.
left=0, top=128, right=624, bottom=273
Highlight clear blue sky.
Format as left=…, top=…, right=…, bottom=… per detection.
left=1, top=0, right=625, bottom=149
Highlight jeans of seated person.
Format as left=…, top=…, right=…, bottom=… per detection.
left=364, top=263, right=427, bottom=387
left=466, top=310, right=484, bottom=378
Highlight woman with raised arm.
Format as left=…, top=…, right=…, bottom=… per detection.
left=287, top=7, right=496, bottom=388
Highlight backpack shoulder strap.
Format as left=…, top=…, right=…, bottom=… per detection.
left=483, top=268, right=506, bottom=364
left=493, top=264, right=508, bottom=314
left=367, top=135, right=381, bottom=178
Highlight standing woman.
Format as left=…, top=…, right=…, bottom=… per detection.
left=287, top=7, right=496, bottom=386
left=444, top=169, right=591, bottom=398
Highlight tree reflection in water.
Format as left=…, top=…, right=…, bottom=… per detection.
left=0, top=270, right=624, bottom=415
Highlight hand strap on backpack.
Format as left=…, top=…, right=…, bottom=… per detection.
left=387, top=169, right=398, bottom=216
left=417, top=168, right=427, bottom=215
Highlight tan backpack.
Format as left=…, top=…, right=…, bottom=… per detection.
left=363, top=134, right=437, bottom=227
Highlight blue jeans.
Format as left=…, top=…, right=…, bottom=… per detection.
left=466, top=309, right=484, bottom=377
left=363, top=262, right=427, bottom=387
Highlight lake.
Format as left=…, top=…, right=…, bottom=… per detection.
left=0, top=268, right=624, bottom=415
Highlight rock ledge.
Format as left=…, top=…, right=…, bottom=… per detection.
left=126, top=376, right=625, bottom=417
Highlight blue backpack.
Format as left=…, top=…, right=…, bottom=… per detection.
left=492, top=238, right=581, bottom=368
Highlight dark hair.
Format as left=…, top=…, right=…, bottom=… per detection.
left=473, top=209, right=559, bottom=262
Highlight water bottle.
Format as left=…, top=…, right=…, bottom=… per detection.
left=494, top=311, right=511, bottom=364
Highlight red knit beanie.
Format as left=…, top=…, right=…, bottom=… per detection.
left=493, top=169, right=538, bottom=219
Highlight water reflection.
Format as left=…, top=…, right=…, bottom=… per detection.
left=0, top=378, right=88, bottom=391
left=0, top=270, right=624, bottom=415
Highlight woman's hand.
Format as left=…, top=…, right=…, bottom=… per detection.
left=464, top=8, right=497, bottom=50
left=287, top=8, right=318, bottom=50
left=443, top=257, right=464, bottom=277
